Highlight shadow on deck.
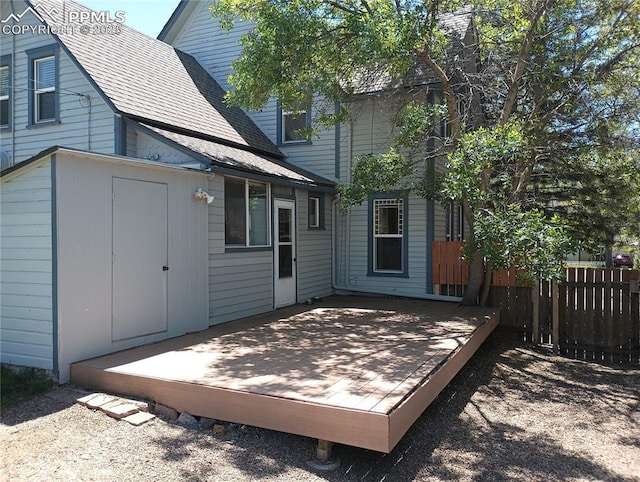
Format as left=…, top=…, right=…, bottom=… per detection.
left=71, top=296, right=498, bottom=453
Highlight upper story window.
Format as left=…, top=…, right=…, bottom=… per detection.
left=224, top=177, right=270, bottom=247
left=369, top=196, right=408, bottom=276
left=27, top=45, right=59, bottom=126
left=0, top=57, right=10, bottom=129
left=278, top=106, right=311, bottom=145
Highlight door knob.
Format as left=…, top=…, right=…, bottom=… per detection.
left=162, top=266, right=169, bottom=271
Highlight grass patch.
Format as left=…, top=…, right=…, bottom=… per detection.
left=1, top=365, right=55, bottom=408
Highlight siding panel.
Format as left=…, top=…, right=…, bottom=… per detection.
left=0, top=160, right=54, bottom=371
left=296, top=190, right=333, bottom=301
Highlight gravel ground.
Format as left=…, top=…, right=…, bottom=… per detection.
left=2, top=332, right=639, bottom=482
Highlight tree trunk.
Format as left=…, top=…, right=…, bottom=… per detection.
left=462, top=255, right=484, bottom=305
left=604, top=234, right=614, bottom=268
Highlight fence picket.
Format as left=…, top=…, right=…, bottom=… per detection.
left=431, top=241, right=639, bottom=363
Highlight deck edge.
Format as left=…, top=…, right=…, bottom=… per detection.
left=386, top=310, right=500, bottom=452
left=71, top=364, right=391, bottom=452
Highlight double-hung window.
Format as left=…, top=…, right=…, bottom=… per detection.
left=0, top=57, right=10, bottom=129
left=224, top=177, right=270, bottom=247
left=27, top=45, right=59, bottom=126
left=370, top=197, right=407, bottom=275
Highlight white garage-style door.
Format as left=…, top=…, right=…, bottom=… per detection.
left=112, top=177, right=169, bottom=342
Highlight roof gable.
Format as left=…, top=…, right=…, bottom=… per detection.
left=29, top=0, right=282, bottom=159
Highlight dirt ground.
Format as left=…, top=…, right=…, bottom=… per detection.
left=1, top=332, right=639, bottom=482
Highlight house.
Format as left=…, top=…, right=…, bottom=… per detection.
left=159, top=1, right=476, bottom=297
left=0, top=0, right=334, bottom=382
left=1, top=0, right=478, bottom=383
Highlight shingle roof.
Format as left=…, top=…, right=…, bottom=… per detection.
left=30, top=0, right=282, bottom=159
left=139, top=123, right=334, bottom=188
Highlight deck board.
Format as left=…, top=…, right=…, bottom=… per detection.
left=71, top=296, right=498, bottom=453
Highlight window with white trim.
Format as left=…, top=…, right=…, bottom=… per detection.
left=309, top=196, right=320, bottom=227
left=373, top=198, right=404, bottom=272
left=280, top=109, right=309, bottom=144
left=308, top=194, right=325, bottom=229
left=0, top=62, right=9, bottom=128
left=224, top=177, right=270, bottom=247
left=33, top=56, right=56, bottom=123
left=27, top=45, right=59, bottom=126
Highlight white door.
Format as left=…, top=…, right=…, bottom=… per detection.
left=112, top=178, right=168, bottom=341
left=274, top=199, right=296, bottom=308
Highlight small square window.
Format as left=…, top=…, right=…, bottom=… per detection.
left=309, top=197, right=320, bottom=228
left=282, top=110, right=307, bottom=143
left=307, top=193, right=324, bottom=229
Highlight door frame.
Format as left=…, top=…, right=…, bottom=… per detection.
left=111, top=177, right=169, bottom=342
left=273, top=198, right=297, bottom=308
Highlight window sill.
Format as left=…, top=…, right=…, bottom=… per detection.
left=278, top=140, right=312, bottom=147
left=225, top=246, right=273, bottom=254
left=367, top=271, right=410, bottom=278
left=26, top=120, right=61, bottom=129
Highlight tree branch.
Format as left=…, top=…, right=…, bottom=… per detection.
left=360, top=0, right=373, bottom=16
left=499, top=0, right=549, bottom=125
left=416, top=50, right=461, bottom=145
left=326, top=1, right=362, bottom=15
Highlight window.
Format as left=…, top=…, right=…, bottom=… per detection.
left=278, top=107, right=311, bottom=145
left=446, top=202, right=464, bottom=241
left=0, top=58, right=9, bottom=129
left=224, top=177, right=270, bottom=247
left=457, top=204, right=465, bottom=241
left=308, top=193, right=324, bottom=229
left=370, top=197, right=407, bottom=275
left=27, top=45, right=59, bottom=126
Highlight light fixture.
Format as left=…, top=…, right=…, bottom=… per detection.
left=193, top=188, right=215, bottom=205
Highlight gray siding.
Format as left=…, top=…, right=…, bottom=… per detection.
left=335, top=97, right=438, bottom=296
left=207, top=174, right=273, bottom=324
left=54, top=152, right=209, bottom=382
left=0, top=159, right=54, bottom=370
left=296, top=190, right=333, bottom=301
left=207, top=177, right=334, bottom=324
left=0, top=11, right=115, bottom=167
left=169, top=3, right=340, bottom=181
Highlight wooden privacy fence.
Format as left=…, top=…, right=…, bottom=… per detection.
left=432, top=241, right=640, bottom=364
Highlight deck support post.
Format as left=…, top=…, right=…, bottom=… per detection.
left=317, top=440, right=334, bottom=462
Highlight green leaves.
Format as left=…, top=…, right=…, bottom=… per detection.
left=442, top=121, right=530, bottom=207
left=338, top=148, right=413, bottom=208
left=468, top=206, right=577, bottom=284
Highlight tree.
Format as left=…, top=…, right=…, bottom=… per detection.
left=212, top=0, right=640, bottom=305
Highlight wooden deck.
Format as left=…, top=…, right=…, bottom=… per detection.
left=71, top=296, right=499, bottom=453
